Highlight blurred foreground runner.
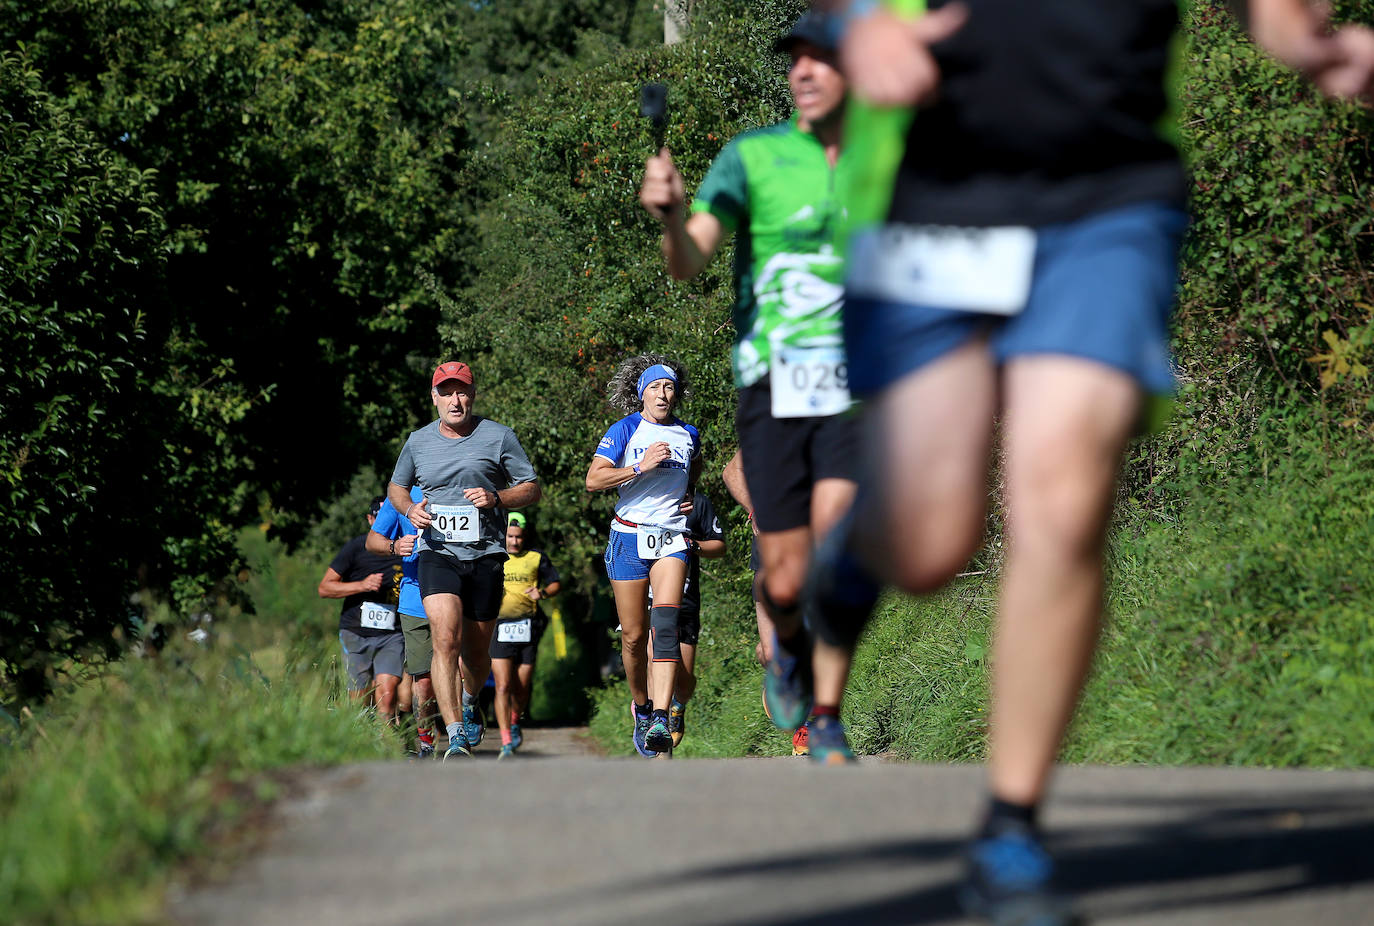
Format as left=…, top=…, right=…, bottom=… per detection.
left=811, top=1, right=1374, bottom=921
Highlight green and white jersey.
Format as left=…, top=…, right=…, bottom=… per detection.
left=690, top=114, right=849, bottom=389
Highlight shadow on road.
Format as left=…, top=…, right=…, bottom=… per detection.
left=671, top=789, right=1374, bottom=924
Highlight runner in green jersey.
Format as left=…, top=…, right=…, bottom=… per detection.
left=639, top=11, right=868, bottom=762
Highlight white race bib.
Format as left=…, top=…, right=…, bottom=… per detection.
left=430, top=504, right=479, bottom=543
left=497, top=619, right=532, bottom=644
left=770, top=346, right=851, bottom=418
left=848, top=224, right=1037, bottom=315
left=637, top=526, right=689, bottom=560
left=359, top=601, right=397, bottom=631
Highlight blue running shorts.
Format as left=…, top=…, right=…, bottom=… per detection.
left=604, top=528, right=689, bottom=582
left=844, top=202, right=1188, bottom=397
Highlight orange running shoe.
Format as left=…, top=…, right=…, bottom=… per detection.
left=791, top=722, right=810, bottom=757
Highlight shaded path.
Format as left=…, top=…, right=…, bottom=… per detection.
left=171, top=747, right=1374, bottom=925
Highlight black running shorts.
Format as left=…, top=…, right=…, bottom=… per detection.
left=417, top=551, right=504, bottom=622
left=735, top=377, right=861, bottom=533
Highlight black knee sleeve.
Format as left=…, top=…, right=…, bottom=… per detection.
left=650, top=605, right=681, bottom=662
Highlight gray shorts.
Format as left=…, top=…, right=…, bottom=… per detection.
left=339, top=629, right=404, bottom=692
left=400, top=612, right=432, bottom=678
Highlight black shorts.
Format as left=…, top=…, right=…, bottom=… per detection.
left=489, top=615, right=548, bottom=664
left=417, top=551, right=504, bottom=622
left=736, top=377, right=861, bottom=532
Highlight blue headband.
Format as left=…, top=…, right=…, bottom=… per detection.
left=636, top=364, right=678, bottom=399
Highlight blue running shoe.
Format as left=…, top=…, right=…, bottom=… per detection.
left=630, top=702, right=654, bottom=757
left=442, top=731, right=471, bottom=761
left=645, top=714, right=673, bottom=754
left=960, top=823, right=1078, bottom=926
left=462, top=702, right=485, bottom=749
left=510, top=723, right=523, bottom=751
left=763, top=629, right=813, bottom=732
left=808, top=715, right=856, bottom=765
left=497, top=743, right=516, bottom=761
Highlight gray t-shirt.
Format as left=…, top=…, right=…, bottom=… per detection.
left=390, top=417, right=538, bottom=561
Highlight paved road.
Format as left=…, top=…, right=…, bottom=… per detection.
left=171, top=728, right=1374, bottom=925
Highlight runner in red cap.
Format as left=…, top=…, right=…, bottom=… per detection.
left=388, top=360, right=541, bottom=759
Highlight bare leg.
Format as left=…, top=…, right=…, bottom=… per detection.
left=610, top=578, right=650, bottom=705
left=857, top=340, right=997, bottom=594
left=460, top=619, right=496, bottom=700
left=413, top=675, right=436, bottom=734
left=809, top=478, right=859, bottom=708
left=515, top=662, right=535, bottom=722
left=374, top=673, right=401, bottom=724
left=492, top=657, right=516, bottom=742
left=420, top=594, right=465, bottom=729
left=991, top=356, right=1140, bottom=805
left=675, top=642, right=697, bottom=703
left=647, top=556, right=688, bottom=712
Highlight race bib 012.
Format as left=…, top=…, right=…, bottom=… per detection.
left=637, top=526, right=689, bottom=560
left=430, top=504, right=479, bottom=543
left=848, top=224, right=1036, bottom=316
left=770, top=346, right=851, bottom=419
left=359, top=601, right=397, bottom=631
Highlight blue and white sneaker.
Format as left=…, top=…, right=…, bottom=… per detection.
left=463, top=702, right=485, bottom=749
left=510, top=723, right=523, bottom=751
left=630, top=702, right=654, bottom=757
left=960, top=823, right=1078, bottom=925
left=497, top=743, right=516, bottom=761
left=645, top=714, right=673, bottom=754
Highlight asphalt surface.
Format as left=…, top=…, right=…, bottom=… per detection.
left=171, top=728, right=1374, bottom=925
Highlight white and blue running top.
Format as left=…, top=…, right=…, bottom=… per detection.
left=595, top=413, right=700, bottom=534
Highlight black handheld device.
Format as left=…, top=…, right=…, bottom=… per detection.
left=639, top=82, right=668, bottom=150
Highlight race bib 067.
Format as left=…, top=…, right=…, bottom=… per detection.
left=359, top=601, right=397, bottom=631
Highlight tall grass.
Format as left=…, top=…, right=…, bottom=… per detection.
left=0, top=532, right=395, bottom=926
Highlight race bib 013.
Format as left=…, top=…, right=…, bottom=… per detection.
left=848, top=224, right=1036, bottom=316
left=359, top=601, right=397, bottom=631
left=637, top=526, right=689, bottom=560
left=430, top=504, right=479, bottom=543
left=497, top=619, right=532, bottom=644
left=770, top=346, right=851, bottom=419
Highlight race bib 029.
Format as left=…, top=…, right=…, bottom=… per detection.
left=770, top=346, right=851, bottom=419
left=359, top=601, right=397, bottom=631
left=430, top=504, right=479, bottom=543
left=637, top=526, right=689, bottom=560
left=848, top=224, right=1037, bottom=316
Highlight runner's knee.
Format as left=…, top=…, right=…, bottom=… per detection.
left=650, top=606, right=681, bottom=662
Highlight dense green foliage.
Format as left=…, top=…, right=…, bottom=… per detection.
left=0, top=0, right=668, bottom=697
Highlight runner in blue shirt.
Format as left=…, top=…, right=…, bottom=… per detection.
left=586, top=353, right=702, bottom=756
left=366, top=485, right=437, bottom=758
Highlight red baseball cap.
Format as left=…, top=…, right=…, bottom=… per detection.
left=431, top=361, right=474, bottom=388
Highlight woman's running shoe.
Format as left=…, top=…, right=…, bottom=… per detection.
left=807, top=715, right=855, bottom=765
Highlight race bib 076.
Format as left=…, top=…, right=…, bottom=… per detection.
left=637, top=527, right=689, bottom=560
left=497, top=619, right=532, bottom=644
left=430, top=504, right=479, bottom=543
left=359, top=601, right=397, bottom=631
left=847, top=224, right=1037, bottom=315
left=770, top=346, right=851, bottom=419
